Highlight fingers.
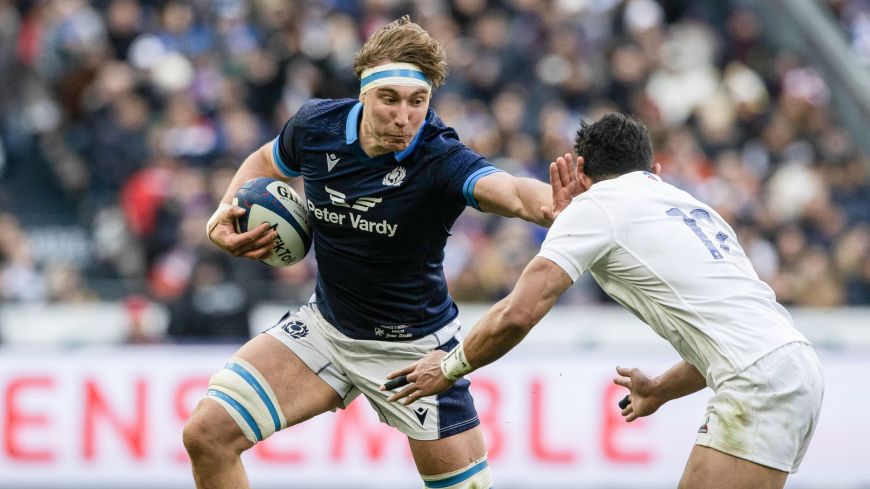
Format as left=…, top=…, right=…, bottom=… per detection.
left=401, top=391, right=425, bottom=406
left=386, top=364, right=417, bottom=381
left=556, top=153, right=574, bottom=187
left=240, top=246, right=274, bottom=261
left=618, top=394, right=631, bottom=410
left=612, top=376, right=631, bottom=389
left=381, top=363, right=419, bottom=393
left=615, top=366, right=635, bottom=377
left=241, top=227, right=279, bottom=252
left=224, top=223, right=274, bottom=253
left=236, top=234, right=278, bottom=261
left=549, top=161, right=563, bottom=196
left=386, top=380, right=428, bottom=405
left=619, top=397, right=638, bottom=422
left=381, top=375, right=409, bottom=391
left=227, top=206, right=247, bottom=219
left=387, top=383, right=418, bottom=403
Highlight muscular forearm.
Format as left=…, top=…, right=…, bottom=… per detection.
left=652, top=361, right=708, bottom=402
left=458, top=258, right=571, bottom=373
left=462, top=299, right=532, bottom=371
left=391, top=259, right=571, bottom=404
left=511, top=177, right=553, bottom=227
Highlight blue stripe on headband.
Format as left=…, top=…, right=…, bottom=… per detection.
left=360, top=69, right=430, bottom=90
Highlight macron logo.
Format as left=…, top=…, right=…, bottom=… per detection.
left=326, top=153, right=340, bottom=172
left=325, top=185, right=382, bottom=211
left=414, top=407, right=429, bottom=426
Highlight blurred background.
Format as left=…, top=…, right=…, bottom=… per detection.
left=0, top=0, right=868, bottom=488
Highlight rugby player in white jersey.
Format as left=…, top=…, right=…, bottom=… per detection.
left=386, top=113, right=824, bottom=489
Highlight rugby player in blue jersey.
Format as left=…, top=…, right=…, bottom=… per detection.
left=183, top=16, right=582, bottom=489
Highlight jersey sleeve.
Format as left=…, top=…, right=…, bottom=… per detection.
left=273, top=102, right=322, bottom=177
left=537, top=196, right=614, bottom=282
left=427, top=139, right=502, bottom=209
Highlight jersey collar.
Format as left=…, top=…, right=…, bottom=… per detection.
left=344, top=102, right=428, bottom=162
left=624, top=170, right=661, bottom=182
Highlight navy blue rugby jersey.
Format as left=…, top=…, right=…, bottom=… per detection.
left=273, top=98, right=501, bottom=341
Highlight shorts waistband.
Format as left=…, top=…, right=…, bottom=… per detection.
left=304, top=304, right=461, bottom=352
left=756, top=341, right=811, bottom=371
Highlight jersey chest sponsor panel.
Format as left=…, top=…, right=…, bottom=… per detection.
left=539, top=172, right=807, bottom=388
left=276, top=99, right=497, bottom=340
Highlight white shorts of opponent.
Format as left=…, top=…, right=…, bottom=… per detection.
left=695, top=341, right=824, bottom=473
left=265, top=304, right=480, bottom=441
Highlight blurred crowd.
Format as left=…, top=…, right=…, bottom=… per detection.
left=831, top=0, right=870, bottom=64
left=0, top=0, right=868, bottom=341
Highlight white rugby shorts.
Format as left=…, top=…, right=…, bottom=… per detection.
left=695, top=341, right=824, bottom=472
left=265, top=305, right=480, bottom=441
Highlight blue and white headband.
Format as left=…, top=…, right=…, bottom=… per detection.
left=359, top=62, right=432, bottom=95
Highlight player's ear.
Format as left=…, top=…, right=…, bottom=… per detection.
left=652, top=162, right=662, bottom=176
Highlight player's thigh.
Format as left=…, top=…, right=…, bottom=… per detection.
left=679, top=445, right=787, bottom=489
left=408, top=425, right=487, bottom=476
left=187, top=333, right=343, bottom=446
left=694, top=342, right=823, bottom=474
left=234, top=332, right=345, bottom=424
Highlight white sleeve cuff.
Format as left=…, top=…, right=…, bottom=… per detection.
left=537, top=248, right=582, bottom=282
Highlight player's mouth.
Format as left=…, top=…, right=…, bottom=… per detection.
left=384, top=135, right=410, bottom=147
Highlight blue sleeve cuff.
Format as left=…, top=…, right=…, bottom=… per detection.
left=272, top=136, right=301, bottom=177
left=462, top=167, right=503, bottom=210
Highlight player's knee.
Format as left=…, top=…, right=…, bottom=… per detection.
left=182, top=401, right=243, bottom=457
left=204, top=357, right=287, bottom=445
left=182, top=410, right=220, bottom=459
left=421, top=457, right=492, bottom=489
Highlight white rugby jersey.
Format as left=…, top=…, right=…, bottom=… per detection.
left=538, top=171, right=808, bottom=389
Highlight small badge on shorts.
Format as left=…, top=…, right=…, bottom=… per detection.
left=414, top=407, right=429, bottom=426
left=698, top=416, right=709, bottom=434
left=281, top=320, right=309, bottom=339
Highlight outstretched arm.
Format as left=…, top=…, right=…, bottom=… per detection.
left=474, top=154, right=585, bottom=227
left=383, top=256, right=573, bottom=404
left=612, top=361, right=708, bottom=422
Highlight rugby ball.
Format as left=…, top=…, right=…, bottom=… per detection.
left=233, top=177, right=311, bottom=267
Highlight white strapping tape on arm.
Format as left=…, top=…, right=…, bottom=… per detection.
left=440, top=341, right=474, bottom=381
left=206, top=202, right=233, bottom=238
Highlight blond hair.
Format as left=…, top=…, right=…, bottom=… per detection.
left=354, top=15, right=448, bottom=88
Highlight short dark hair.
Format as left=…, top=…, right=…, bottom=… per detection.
left=573, top=113, right=653, bottom=181
left=354, top=15, right=448, bottom=88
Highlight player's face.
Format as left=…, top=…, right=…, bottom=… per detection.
left=360, top=85, right=430, bottom=154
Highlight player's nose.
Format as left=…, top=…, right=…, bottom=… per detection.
left=393, top=105, right=409, bottom=127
